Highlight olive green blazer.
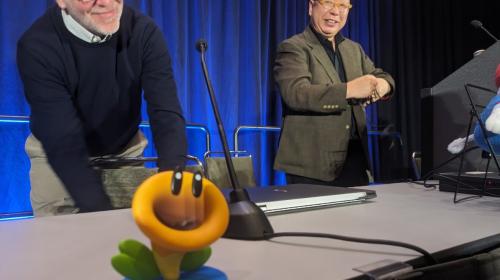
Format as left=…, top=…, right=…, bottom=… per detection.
left=273, top=26, right=395, bottom=181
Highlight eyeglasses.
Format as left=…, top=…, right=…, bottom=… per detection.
left=315, top=0, right=352, bottom=12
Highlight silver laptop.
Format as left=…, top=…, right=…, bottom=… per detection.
left=223, top=184, right=376, bottom=215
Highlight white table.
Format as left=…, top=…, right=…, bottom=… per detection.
left=1, top=183, right=500, bottom=280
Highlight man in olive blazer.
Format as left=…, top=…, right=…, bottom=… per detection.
left=274, top=0, right=395, bottom=186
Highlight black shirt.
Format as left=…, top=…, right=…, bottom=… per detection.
left=310, top=26, right=360, bottom=139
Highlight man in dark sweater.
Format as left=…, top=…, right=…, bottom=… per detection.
left=17, top=0, right=187, bottom=216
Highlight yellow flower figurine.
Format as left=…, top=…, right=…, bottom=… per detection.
left=130, top=169, right=229, bottom=280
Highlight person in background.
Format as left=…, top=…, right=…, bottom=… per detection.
left=17, top=0, right=187, bottom=216
left=274, top=0, right=395, bottom=187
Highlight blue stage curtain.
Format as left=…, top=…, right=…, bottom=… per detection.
left=0, top=0, right=377, bottom=214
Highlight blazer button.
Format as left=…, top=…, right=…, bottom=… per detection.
left=346, top=125, right=350, bottom=130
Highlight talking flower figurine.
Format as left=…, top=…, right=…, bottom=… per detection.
left=111, top=169, right=229, bottom=280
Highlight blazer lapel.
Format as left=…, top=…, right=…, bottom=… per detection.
left=303, top=27, right=339, bottom=83
left=338, top=42, right=356, bottom=81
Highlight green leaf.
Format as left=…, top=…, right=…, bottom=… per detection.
left=111, top=239, right=161, bottom=280
left=181, top=247, right=212, bottom=272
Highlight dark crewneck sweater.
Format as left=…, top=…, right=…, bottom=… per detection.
left=17, top=5, right=187, bottom=212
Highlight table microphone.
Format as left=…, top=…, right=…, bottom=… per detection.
left=195, top=39, right=274, bottom=240
left=471, top=20, right=499, bottom=42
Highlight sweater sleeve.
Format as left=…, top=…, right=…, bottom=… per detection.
left=140, top=23, right=187, bottom=171
left=17, top=39, right=112, bottom=212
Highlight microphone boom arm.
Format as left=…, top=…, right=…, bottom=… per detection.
left=196, top=39, right=274, bottom=239
left=198, top=47, right=242, bottom=192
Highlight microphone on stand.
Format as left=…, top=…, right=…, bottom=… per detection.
left=195, top=39, right=274, bottom=240
left=471, top=20, right=499, bottom=42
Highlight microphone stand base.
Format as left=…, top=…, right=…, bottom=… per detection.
left=223, top=199, right=274, bottom=240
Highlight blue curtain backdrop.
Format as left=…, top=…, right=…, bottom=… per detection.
left=0, top=0, right=379, bottom=214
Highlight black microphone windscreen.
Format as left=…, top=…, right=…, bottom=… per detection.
left=195, top=39, right=208, bottom=53
left=471, top=20, right=483, bottom=28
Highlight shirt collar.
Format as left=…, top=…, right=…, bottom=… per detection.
left=61, top=9, right=112, bottom=43
left=309, top=25, right=346, bottom=49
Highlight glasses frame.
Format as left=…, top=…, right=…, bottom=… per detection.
left=315, top=0, right=353, bottom=12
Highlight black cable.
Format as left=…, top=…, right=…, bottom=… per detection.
left=432, top=173, right=500, bottom=197
left=408, top=180, right=437, bottom=188
left=405, top=146, right=481, bottom=188
left=422, top=180, right=439, bottom=189
left=262, top=231, right=438, bottom=265
left=420, top=146, right=480, bottom=181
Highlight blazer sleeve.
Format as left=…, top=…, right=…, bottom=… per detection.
left=357, top=43, right=396, bottom=98
left=274, top=40, right=348, bottom=114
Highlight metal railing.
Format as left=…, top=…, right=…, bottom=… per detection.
left=140, top=121, right=211, bottom=155
left=0, top=115, right=30, bottom=123
left=367, top=130, right=403, bottom=147
left=233, top=125, right=280, bottom=152
left=0, top=116, right=211, bottom=152
left=0, top=115, right=210, bottom=171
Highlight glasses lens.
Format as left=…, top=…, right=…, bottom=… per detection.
left=320, top=1, right=351, bottom=12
